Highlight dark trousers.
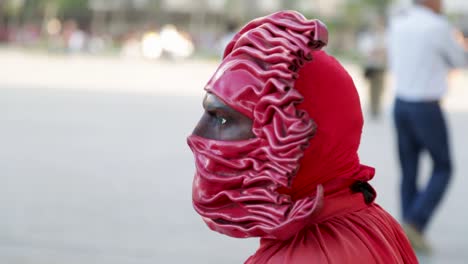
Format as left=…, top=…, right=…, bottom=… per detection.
left=393, top=98, right=452, bottom=232
left=365, top=68, right=385, bottom=118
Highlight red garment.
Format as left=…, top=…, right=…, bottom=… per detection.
left=188, top=11, right=328, bottom=240
left=245, top=52, right=418, bottom=263
left=188, top=11, right=417, bottom=263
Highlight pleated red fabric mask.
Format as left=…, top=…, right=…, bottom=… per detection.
left=187, top=10, right=418, bottom=264
left=187, top=11, right=333, bottom=240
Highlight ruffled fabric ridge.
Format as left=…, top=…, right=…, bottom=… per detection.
left=188, top=11, right=329, bottom=240
left=188, top=10, right=418, bottom=263
left=188, top=135, right=324, bottom=240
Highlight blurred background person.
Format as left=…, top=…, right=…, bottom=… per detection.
left=64, top=20, right=87, bottom=54
left=388, top=0, right=468, bottom=254
left=357, top=17, right=387, bottom=120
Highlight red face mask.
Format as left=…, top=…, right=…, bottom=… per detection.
left=187, top=135, right=324, bottom=240
left=187, top=11, right=330, bottom=240
left=187, top=11, right=417, bottom=264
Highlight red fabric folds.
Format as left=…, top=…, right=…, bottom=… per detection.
left=187, top=135, right=325, bottom=240
left=188, top=10, right=417, bottom=263
left=246, top=204, right=418, bottom=264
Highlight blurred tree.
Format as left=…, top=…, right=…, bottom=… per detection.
left=145, top=0, right=163, bottom=25
left=345, top=0, right=393, bottom=21
left=282, top=0, right=299, bottom=10
left=1, top=0, right=24, bottom=25
left=2, top=0, right=91, bottom=28
left=44, top=0, right=90, bottom=21
left=323, top=0, right=393, bottom=60
left=50, top=0, right=89, bottom=14
left=341, top=0, right=394, bottom=33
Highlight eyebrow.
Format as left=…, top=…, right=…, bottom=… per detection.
left=203, top=95, right=233, bottom=112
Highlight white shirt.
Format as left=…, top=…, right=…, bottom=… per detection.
left=388, top=6, right=467, bottom=101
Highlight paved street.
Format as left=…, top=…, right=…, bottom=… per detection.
left=1, top=50, right=467, bottom=263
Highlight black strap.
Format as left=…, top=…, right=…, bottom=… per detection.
left=350, top=181, right=376, bottom=204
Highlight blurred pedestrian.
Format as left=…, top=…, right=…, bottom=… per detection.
left=388, top=0, right=468, bottom=253
left=188, top=11, right=417, bottom=263
left=358, top=19, right=387, bottom=119
left=62, top=20, right=87, bottom=54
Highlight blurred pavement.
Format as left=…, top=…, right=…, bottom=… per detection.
left=1, top=49, right=467, bottom=263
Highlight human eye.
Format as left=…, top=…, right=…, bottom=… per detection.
left=206, top=110, right=228, bottom=126
left=216, top=114, right=228, bottom=126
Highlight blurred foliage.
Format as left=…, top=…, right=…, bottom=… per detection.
left=45, top=0, right=89, bottom=14
left=2, top=0, right=27, bottom=17
left=343, top=0, right=393, bottom=25
left=0, top=0, right=395, bottom=59
left=323, top=0, right=393, bottom=62
left=2, top=0, right=89, bottom=18
left=2, top=0, right=395, bottom=26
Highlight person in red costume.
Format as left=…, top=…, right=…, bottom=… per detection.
left=187, top=11, right=418, bottom=263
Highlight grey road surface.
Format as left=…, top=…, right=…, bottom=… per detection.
left=1, top=51, right=467, bottom=263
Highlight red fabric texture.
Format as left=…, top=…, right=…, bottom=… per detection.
left=188, top=11, right=330, bottom=241
left=286, top=51, right=375, bottom=200
left=245, top=51, right=418, bottom=264
left=187, top=11, right=417, bottom=263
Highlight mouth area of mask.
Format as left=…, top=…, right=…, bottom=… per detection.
left=187, top=134, right=324, bottom=240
